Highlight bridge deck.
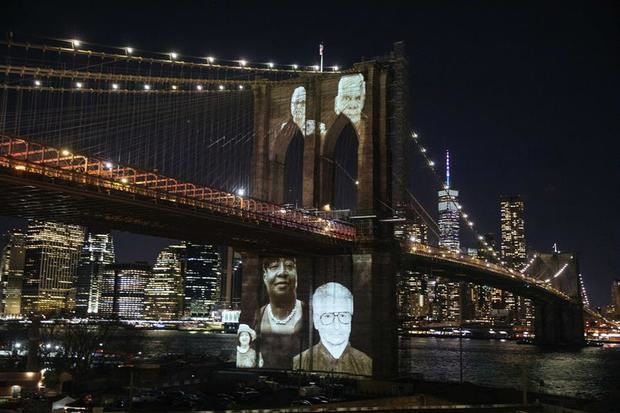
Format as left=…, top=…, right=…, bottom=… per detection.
left=403, top=244, right=576, bottom=304
left=0, top=135, right=354, bottom=255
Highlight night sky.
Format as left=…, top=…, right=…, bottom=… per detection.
left=1, top=1, right=618, bottom=307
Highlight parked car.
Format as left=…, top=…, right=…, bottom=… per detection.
left=306, top=396, right=329, bottom=404
left=290, top=399, right=312, bottom=407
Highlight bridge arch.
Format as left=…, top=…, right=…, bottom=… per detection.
left=321, top=114, right=359, bottom=211
left=269, top=121, right=305, bottom=204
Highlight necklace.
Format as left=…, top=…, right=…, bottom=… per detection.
left=267, top=303, right=297, bottom=325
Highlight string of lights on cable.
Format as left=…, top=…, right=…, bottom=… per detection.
left=2, top=34, right=343, bottom=74
left=410, top=130, right=507, bottom=267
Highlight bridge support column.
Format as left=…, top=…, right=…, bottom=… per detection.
left=238, top=250, right=399, bottom=379
left=534, top=301, right=584, bottom=346
left=355, top=251, right=399, bottom=379
left=313, top=250, right=399, bottom=379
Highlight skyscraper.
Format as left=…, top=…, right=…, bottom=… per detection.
left=99, top=263, right=151, bottom=319
left=438, top=151, right=460, bottom=252
left=499, top=196, right=531, bottom=325
left=612, top=279, right=620, bottom=317
left=500, top=196, right=526, bottom=268
left=0, top=229, right=26, bottom=315
left=397, top=270, right=430, bottom=328
left=21, top=221, right=85, bottom=315
left=75, top=231, right=115, bottom=317
left=437, top=151, right=461, bottom=323
left=393, top=204, right=430, bottom=244
left=145, top=244, right=186, bottom=320
left=183, top=243, right=222, bottom=318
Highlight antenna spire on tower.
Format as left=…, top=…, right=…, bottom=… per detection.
left=445, top=150, right=451, bottom=188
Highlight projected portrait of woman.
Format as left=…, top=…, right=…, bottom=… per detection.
left=253, top=257, right=307, bottom=369
left=236, top=323, right=263, bottom=368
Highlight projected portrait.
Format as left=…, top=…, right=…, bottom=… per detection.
left=236, top=324, right=263, bottom=368
left=252, top=257, right=307, bottom=369
left=293, top=282, right=372, bottom=376
left=290, top=86, right=307, bottom=131
left=282, top=86, right=326, bottom=137
left=334, top=74, right=366, bottom=129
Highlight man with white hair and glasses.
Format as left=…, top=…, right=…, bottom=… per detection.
left=293, top=282, right=372, bottom=376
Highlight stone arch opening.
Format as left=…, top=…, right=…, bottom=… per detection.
left=270, top=121, right=304, bottom=204
left=283, top=131, right=304, bottom=206
left=322, top=114, right=359, bottom=211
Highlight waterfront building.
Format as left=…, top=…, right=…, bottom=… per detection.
left=183, top=243, right=222, bottom=318
left=75, top=231, right=115, bottom=317
left=397, top=270, right=429, bottom=328
left=21, top=221, right=85, bottom=315
left=99, top=263, right=151, bottom=319
left=145, top=244, right=186, bottom=320
left=427, top=278, right=452, bottom=322
left=0, top=229, right=26, bottom=315
left=612, top=279, right=620, bottom=317
left=472, top=285, right=493, bottom=322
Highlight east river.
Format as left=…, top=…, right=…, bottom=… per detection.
left=4, top=328, right=620, bottom=404
left=102, top=330, right=620, bottom=404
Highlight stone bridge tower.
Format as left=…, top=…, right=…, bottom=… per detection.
left=245, top=43, right=410, bottom=378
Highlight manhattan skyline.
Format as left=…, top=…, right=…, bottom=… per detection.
left=0, top=0, right=617, bottom=307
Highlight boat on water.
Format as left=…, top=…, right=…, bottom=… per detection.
left=178, top=322, right=225, bottom=332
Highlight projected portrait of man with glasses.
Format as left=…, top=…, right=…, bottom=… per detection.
left=293, top=282, right=372, bottom=376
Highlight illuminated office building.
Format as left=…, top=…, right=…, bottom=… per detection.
left=21, top=221, right=85, bottom=315
left=477, top=233, right=496, bottom=261
left=394, top=204, right=430, bottom=244
left=75, top=232, right=115, bottom=316
left=0, top=229, right=26, bottom=315
left=500, top=196, right=526, bottom=268
left=612, top=279, right=620, bottom=318
left=99, top=263, right=151, bottom=319
left=438, top=151, right=460, bottom=252
left=397, top=270, right=429, bottom=328
left=183, top=243, right=222, bottom=318
left=499, top=196, right=532, bottom=325
left=436, top=151, right=461, bottom=323
left=145, top=244, right=186, bottom=320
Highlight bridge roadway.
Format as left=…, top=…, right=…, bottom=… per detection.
left=0, top=134, right=580, bottom=308
left=0, top=134, right=354, bottom=255
left=402, top=243, right=576, bottom=304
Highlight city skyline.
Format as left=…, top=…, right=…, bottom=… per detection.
left=0, top=1, right=617, bottom=309
left=0, top=4, right=617, bottom=408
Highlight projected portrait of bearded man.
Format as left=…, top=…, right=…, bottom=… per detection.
left=334, top=74, right=366, bottom=133
left=281, top=86, right=325, bottom=137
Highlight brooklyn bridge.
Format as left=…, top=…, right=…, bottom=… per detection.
left=0, top=37, right=587, bottom=378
